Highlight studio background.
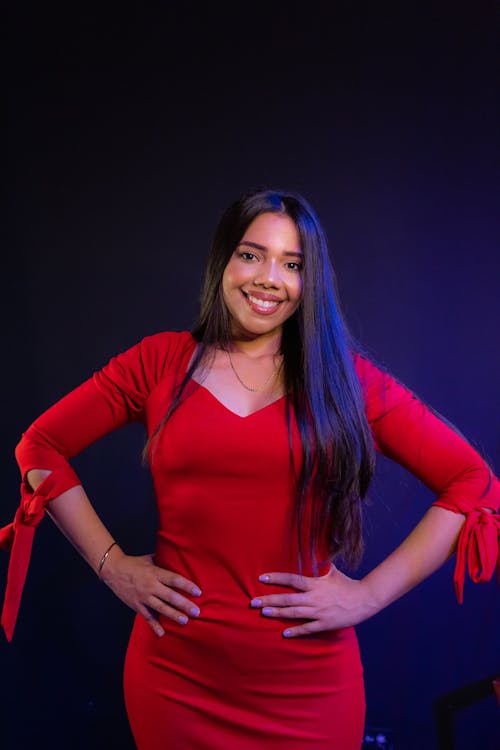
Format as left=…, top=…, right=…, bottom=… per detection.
left=3, top=4, right=499, bottom=749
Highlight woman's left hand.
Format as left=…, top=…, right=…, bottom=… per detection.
left=250, top=565, right=379, bottom=637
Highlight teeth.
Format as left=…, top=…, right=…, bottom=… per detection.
left=247, top=294, right=280, bottom=309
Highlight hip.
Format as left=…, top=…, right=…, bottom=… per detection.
left=126, top=611, right=363, bottom=696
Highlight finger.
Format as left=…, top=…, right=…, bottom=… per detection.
left=158, top=570, right=202, bottom=597
left=259, top=572, right=315, bottom=591
left=146, top=596, right=193, bottom=627
left=260, top=605, right=313, bottom=620
left=152, top=584, right=201, bottom=618
left=250, top=592, right=308, bottom=608
left=136, top=604, right=165, bottom=638
left=282, top=620, right=324, bottom=638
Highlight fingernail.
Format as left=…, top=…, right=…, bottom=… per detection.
left=192, top=587, right=202, bottom=596
left=250, top=598, right=262, bottom=607
left=189, top=606, right=200, bottom=617
left=178, top=615, right=188, bottom=625
left=259, top=574, right=270, bottom=583
left=283, top=629, right=292, bottom=638
left=262, top=607, right=273, bottom=616
left=155, top=628, right=165, bottom=637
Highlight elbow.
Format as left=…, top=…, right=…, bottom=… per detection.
left=14, top=432, right=27, bottom=466
left=15, top=427, right=56, bottom=490
left=25, top=468, right=53, bottom=491
left=437, top=462, right=500, bottom=515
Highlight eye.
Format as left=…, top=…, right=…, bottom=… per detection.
left=238, top=251, right=257, bottom=261
left=286, top=261, right=303, bottom=271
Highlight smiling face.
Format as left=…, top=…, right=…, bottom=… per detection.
left=222, top=212, right=304, bottom=342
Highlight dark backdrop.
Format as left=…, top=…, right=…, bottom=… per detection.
left=3, top=4, right=499, bottom=749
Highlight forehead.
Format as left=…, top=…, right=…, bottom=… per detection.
left=240, top=212, right=301, bottom=249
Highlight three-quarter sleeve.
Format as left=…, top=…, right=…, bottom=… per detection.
left=1, top=330, right=194, bottom=641
left=354, top=353, right=500, bottom=603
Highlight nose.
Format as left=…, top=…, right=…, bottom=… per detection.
left=254, top=258, right=282, bottom=288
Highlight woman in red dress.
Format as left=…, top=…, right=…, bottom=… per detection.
left=2, top=188, right=499, bottom=749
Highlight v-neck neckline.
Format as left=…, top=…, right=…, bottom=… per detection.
left=190, top=379, right=286, bottom=419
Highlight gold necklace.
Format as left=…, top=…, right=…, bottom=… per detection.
left=227, top=349, right=282, bottom=393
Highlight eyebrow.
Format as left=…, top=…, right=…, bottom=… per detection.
left=237, top=240, right=304, bottom=259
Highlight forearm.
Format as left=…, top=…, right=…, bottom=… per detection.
left=27, top=469, right=122, bottom=576
left=361, top=505, right=465, bottom=612
left=24, top=470, right=201, bottom=637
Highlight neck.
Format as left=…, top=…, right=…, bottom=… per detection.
left=229, top=329, right=283, bottom=358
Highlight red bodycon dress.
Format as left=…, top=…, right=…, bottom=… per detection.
left=2, top=331, right=500, bottom=750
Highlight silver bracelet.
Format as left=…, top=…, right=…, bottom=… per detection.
left=98, top=541, right=118, bottom=579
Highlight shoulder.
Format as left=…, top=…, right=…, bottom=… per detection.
left=139, top=330, right=196, bottom=364
left=130, top=330, right=196, bottom=384
left=351, top=350, right=385, bottom=390
left=350, top=350, right=415, bottom=423
left=95, top=331, right=196, bottom=397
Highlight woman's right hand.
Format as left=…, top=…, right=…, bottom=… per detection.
left=100, top=548, right=202, bottom=637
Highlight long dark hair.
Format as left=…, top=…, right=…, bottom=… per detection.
left=149, top=188, right=376, bottom=569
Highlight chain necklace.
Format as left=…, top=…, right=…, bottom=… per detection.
left=227, top=349, right=282, bottom=393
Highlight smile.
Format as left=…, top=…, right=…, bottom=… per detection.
left=242, top=291, right=283, bottom=314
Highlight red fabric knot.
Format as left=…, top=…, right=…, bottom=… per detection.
left=453, top=508, right=500, bottom=604
left=1, top=468, right=80, bottom=642
left=0, top=482, right=47, bottom=551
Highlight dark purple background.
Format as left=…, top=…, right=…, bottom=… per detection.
left=3, top=4, right=499, bottom=749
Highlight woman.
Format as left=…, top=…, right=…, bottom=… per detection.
left=2, top=188, right=499, bottom=749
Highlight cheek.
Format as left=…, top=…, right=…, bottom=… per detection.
left=221, top=268, right=240, bottom=312
left=222, top=260, right=238, bottom=288
left=222, top=268, right=234, bottom=297
left=291, top=276, right=303, bottom=304
left=222, top=260, right=250, bottom=295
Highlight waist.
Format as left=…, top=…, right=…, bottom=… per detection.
left=153, top=540, right=350, bottom=655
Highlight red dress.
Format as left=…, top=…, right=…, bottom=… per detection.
left=2, top=331, right=500, bottom=750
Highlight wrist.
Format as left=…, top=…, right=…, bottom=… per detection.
left=97, top=542, right=125, bottom=583
left=358, top=577, right=384, bottom=617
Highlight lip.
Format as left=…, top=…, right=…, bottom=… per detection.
left=242, top=290, right=284, bottom=302
left=241, top=290, right=283, bottom=315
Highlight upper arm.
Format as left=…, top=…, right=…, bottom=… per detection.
left=353, top=353, right=500, bottom=513
left=16, top=331, right=194, bottom=475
